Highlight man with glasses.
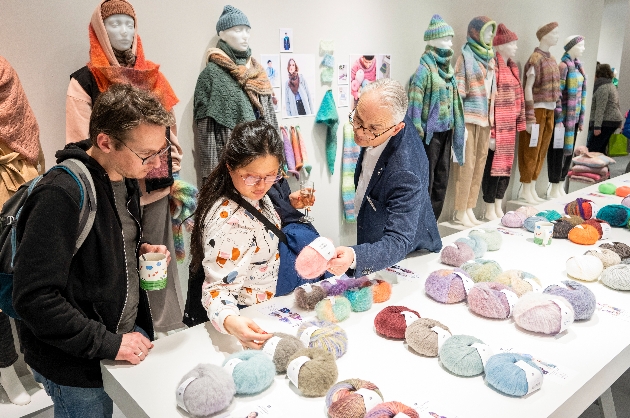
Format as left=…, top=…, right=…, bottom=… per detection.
left=13, top=84, right=173, bottom=416
left=327, top=79, right=442, bottom=277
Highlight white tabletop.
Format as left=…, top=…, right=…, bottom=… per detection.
left=102, top=174, right=630, bottom=418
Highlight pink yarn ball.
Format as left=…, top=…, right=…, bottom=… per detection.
left=467, top=282, right=515, bottom=319
left=501, top=211, right=527, bottom=228
left=296, top=238, right=335, bottom=279
left=424, top=268, right=470, bottom=304
left=513, top=293, right=575, bottom=335
left=516, top=206, right=539, bottom=218
left=440, top=242, right=475, bottom=267
left=622, top=196, right=630, bottom=209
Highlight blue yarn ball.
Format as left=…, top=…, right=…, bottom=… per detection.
left=523, top=216, right=548, bottom=233
left=485, top=353, right=542, bottom=397
left=597, top=205, right=630, bottom=227
left=456, top=236, right=488, bottom=258
left=345, top=284, right=373, bottom=312
left=222, top=350, right=276, bottom=395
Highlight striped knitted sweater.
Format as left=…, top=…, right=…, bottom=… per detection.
left=555, top=53, right=587, bottom=154
left=490, top=53, right=526, bottom=177
left=455, top=46, right=496, bottom=126
left=523, top=48, right=561, bottom=123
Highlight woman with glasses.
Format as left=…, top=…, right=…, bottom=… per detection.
left=190, top=120, right=285, bottom=349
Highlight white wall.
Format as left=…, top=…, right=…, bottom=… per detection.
left=597, top=0, right=628, bottom=75
left=0, top=0, right=606, bottom=249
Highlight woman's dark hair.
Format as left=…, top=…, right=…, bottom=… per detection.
left=190, top=120, right=285, bottom=271
left=596, top=64, right=614, bottom=79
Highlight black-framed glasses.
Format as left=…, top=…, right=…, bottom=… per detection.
left=113, top=136, right=171, bottom=165
left=349, top=108, right=398, bottom=140
left=239, top=174, right=283, bottom=186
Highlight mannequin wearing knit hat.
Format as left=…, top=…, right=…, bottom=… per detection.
left=518, top=22, right=562, bottom=205
left=482, top=24, right=526, bottom=220
left=453, top=16, right=497, bottom=227
left=547, top=36, right=586, bottom=199
left=408, top=14, right=466, bottom=220
left=66, top=0, right=186, bottom=337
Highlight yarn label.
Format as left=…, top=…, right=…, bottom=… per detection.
left=600, top=222, right=611, bottom=239
left=300, top=283, right=313, bottom=293
left=222, top=358, right=243, bottom=375
left=471, top=343, right=493, bottom=368
left=553, top=125, right=565, bottom=149
left=325, top=276, right=338, bottom=285
left=401, top=311, right=420, bottom=327
left=500, top=289, right=518, bottom=317
left=529, top=124, right=540, bottom=147
left=262, top=336, right=282, bottom=358
left=356, top=388, right=381, bottom=412
left=175, top=376, right=197, bottom=413
left=514, top=360, right=543, bottom=395
left=550, top=299, right=574, bottom=333
left=327, top=296, right=336, bottom=306
left=523, top=278, right=542, bottom=293
left=431, top=326, right=451, bottom=353
left=287, top=355, right=310, bottom=388
left=453, top=271, right=474, bottom=295
left=308, top=237, right=336, bottom=261
left=299, top=326, right=320, bottom=346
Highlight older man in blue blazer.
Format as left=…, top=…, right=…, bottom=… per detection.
left=328, top=79, right=442, bottom=276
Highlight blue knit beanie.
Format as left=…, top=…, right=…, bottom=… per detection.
left=216, top=5, right=250, bottom=34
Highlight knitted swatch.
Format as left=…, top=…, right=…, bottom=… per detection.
left=315, top=90, right=339, bottom=174
left=341, top=123, right=360, bottom=222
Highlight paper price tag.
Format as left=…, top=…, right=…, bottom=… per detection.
left=453, top=271, right=475, bottom=295
left=287, top=355, right=310, bottom=388
left=299, top=326, right=320, bottom=346
left=327, top=296, right=336, bottom=306
left=601, top=222, right=612, bottom=239
left=308, top=237, right=336, bottom=261
left=400, top=310, right=420, bottom=327
left=553, top=125, right=565, bottom=149
left=431, top=326, right=452, bottom=352
left=325, top=276, right=339, bottom=285
left=262, top=336, right=282, bottom=358
left=300, top=283, right=313, bottom=293
left=176, top=376, right=197, bottom=412
left=500, top=289, right=519, bottom=317
left=551, top=299, right=574, bottom=333
left=471, top=343, right=493, bottom=368
left=448, top=243, right=459, bottom=249
left=529, top=124, right=540, bottom=147
left=588, top=202, right=599, bottom=218
left=223, top=358, right=243, bottom=375
left=523, top=278, right=542, bottom=293
left=355, top=388, right=381, bottom=412
left=514, top=360, right=543, bottom=395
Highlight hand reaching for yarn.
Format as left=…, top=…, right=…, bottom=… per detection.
left=327, top=246, right=355, bottom=275
left=223, top=316, right=272, bottom=349
left=289, top=189, right=316, bottom=209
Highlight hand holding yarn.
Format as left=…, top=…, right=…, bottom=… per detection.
left=295, top=237, right=337, bottom=279
left=326, top=246, right=355, bottom=277
left=223, top=316, right=272, bottom=349
left=176, top=364, right=236, bottom=417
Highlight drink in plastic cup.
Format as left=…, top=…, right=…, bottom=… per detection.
left=139, top=253, right=168, bottom=291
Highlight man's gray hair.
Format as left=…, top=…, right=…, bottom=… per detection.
left=361, top=78, right=408, bottom=122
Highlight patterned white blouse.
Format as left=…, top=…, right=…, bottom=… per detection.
left=201, top=195, right=281, bottom=333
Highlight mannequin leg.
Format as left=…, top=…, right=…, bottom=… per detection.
left=466, top=208, right=483, bottom=224
left=454, top=124, right=490, bottom=223
left=0, top=365, right=30, bottom=405
left=485, top=202, right=498, bottom=220
left=481, top=149, right=498, bottom=221
left=519, top=182, right=539, bottom=205
left=531, top=181, right=545, bottom=202
left=455, top=209, right=475, bottom=227
left=549, top=183, right=562, bottom=199
left=424, top=130, right=453, bottom=220
left=494, top=199, right=504, bottom=218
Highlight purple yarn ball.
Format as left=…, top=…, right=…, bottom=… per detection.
left=468, top=282, right=514, bottom=319
left=440, top=241, right=475, bottom=267
left=501, top=211, right=527, bottom=228
left=320, top=276, right=351, bottom=296
left=543, top=280, right=596, bottom=320
left=425, top=268, right=470, bottom=303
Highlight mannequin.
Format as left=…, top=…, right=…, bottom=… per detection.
left=548, top=35, right=587, bottom=198
left=194, top=5, right=277, bottom=180
left=518, top=22, right=562, bottom=204
left=481, top=24, right=526, bottom=220
left=65, top=0, right=186, bottom=337
left=453, top=16, right=497, bottom=227
left=407, top=14, right=465, bottom=220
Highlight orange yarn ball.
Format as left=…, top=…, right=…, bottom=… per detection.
left=371, top=279, right=392, bottom=303
left=615, top=186, right=630, bottom=197
left=568, top=224, right=600, bottom=245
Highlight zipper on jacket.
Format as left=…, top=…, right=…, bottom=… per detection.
left=112, top=185, right=130, bottom=334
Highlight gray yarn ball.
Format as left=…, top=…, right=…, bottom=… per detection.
left=288, top=347, right=338, bottom=397
left=295, top=284, right=327, bottom=310
left=600, top=265, right=630, bottom=290
left=584, top=249, right=621, bottom=269
left=177, top=364, right=236, bottom=417
left=405, top=318, right=451, bottom=357
left=439, top=335, right=486, bottom=377
left=543, top=280, right=596, bottom=320
left=262, top=332, right=305, bottom=373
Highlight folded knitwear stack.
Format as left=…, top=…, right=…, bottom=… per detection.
left=567, top=146, right=615, bottom=184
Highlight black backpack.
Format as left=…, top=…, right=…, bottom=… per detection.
left=0, top=159, right=97, bottom=318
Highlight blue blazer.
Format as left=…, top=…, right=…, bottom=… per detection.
left=352, top=114, right=442, bottom=276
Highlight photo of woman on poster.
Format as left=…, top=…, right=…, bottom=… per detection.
left=284, top=57, right=314, bottom=117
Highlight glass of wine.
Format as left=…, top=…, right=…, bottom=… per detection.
left=299, top=180, right=314, bottom=223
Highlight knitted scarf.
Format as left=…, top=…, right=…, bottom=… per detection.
left=113, top=48, right=136, bottom=67
left=290, top=126, right=303, bottom=171
left=288, top=72, right=300, bottom=95
left=557, top=52, right=587, bottom=154
left=87, top=26, right=179, bottom=112
left=459, top=36, right=495, bottom=125
left=169, top=177, right=198, bottom=263
left=280, top=126, right=299, bottom=178
left=0, top=56, right=40, bottom=164
left=295, top=126, right=311, bottom=174
left=315, top=90, right=339, bottom=174
left=341, top=123, right=360, bottom=223
left=419, top=46, right=466, bottom=164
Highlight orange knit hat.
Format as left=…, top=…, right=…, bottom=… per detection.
left=101, top=0, right=135, bottom=21
left=568, top=224, right=600, bottom=245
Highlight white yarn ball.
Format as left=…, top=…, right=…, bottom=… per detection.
left=566, top=255, right=604, bottom=282
left=600, top=265, right=630, bottom=290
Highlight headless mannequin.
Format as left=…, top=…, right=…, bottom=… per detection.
left=455, top=25, right=494, bottom=228
left=520, top=27, right=560, bottom=204
left=485, top=40, right=518, bottom=220
left=548, top=38, right=585, bottom=199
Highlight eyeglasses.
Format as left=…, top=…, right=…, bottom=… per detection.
left=238, top=174, right=283, bottom=186
left=349, top=107, right=399, bottom=140
left=113, top=136, right=171, bottom=165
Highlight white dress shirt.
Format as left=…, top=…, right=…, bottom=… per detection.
left=354, top=138, right=391, bottom=218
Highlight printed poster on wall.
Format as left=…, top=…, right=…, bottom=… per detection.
left=337, top=85, right=349, bottom=107
left=349, top=54, right=391, bottom=110
left=260, top=54, right=281, bottom=88
left=279, top=28, right=293, bottom=53
left=280, top=54, right=316, bottom=118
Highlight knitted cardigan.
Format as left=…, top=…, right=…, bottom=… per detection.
left=523, top=48, right=561, bottom=123
left=490, top=53, right=526, bottom=177
left=555, top=53, right=587, bottom=154
left=590, top=81, right=624, bottom=129
left=455, top=43, right=496, bottom=126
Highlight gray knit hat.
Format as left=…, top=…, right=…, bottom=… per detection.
left=216, top=5, right=250, bottom=34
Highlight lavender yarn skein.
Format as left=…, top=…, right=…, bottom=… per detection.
left=543, top=280, right=596, bottom=320
left=176, top=364, right=235, bottom=417
left=424, top=268, right=470, bottom=304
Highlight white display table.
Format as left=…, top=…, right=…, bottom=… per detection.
left=102, top=175, right=630, bottom=418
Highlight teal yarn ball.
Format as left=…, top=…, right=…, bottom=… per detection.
left=523, top=216, right=547, bottom=233
left=456, top=236, right=488, bottom=258
left=485, top=353, right=543, bottom=397
left=469, top=228, right=503, bottom=251
left=315, top=296, right=352, bottom=322
left=597, top=205, right=630, bottom=227
left=345, top=284, right=373, bottom=312
left=439, top=335, right=487, bottom=377
left=222, top=350, right=276, bottom=395
left=536, top=209, right=562, bottom=222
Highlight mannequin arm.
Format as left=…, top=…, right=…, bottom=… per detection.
left=66, top=79, right=92, bottom=144
left=523, top=70, right=536, bottom=132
